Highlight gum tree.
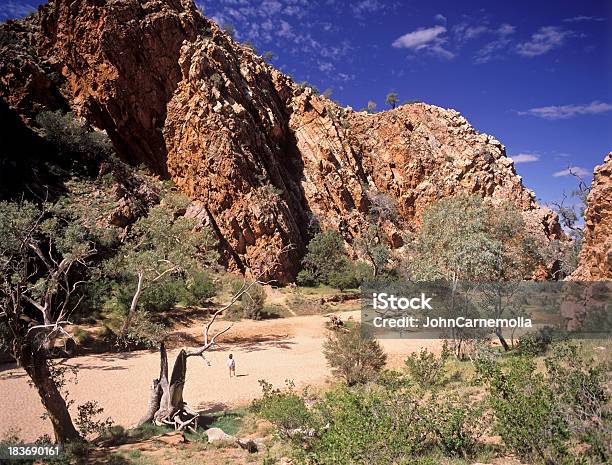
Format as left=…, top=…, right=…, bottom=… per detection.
left=407, top=195, right=540, bottom=353
left=106, top=191, right=219, bottom=337
left=0, top=199, right=103, bottom=443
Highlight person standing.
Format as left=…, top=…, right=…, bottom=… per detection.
left=227, top=353, right=236, bottom=378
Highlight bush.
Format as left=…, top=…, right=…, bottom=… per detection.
left=479, top=356, right=568, bottom=464
left=183, top=271, right=216, bottom=305
left=516, top=326, right=559, bottom=356
left=75, top=400, right=113, bottom=438
left=424, top=395, right=486, bottom=457
left=296, top=268, right=316, bottom=287
left=251, top=380, right=313, bottom=438
left=230, top=281, right=266, bottom=320
left=323, top=324, right=387, bottom=385
left=120, top=310, right=167, bottom=349
left=300, top=231, right=348, bottom=285
left=240, top=283, right=266, bottom=320
left=72, top=326, right=93, bottom=346
left=139, top=280, right=184, bottom=313
left=307, top=384, right=429, bottom=464
left=404, top=345, right=450, bottom=390
left=36, top=110, right=113, bottom=170
left=327, top=259, right=360, bottom=291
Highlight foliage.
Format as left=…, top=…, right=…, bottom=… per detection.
left=404, top=345, right=450, bottom=390
left=308, top=384, right=428, bottom=464
left=231, top=281, right=266, bottom=320
left=299, top=231, right=351, bottom=287
left=104, top=190, right=218, bottom=337
left=407, top=195, right=542, bottom=350
left=354, top=223, right=390, bottom=277
left=184, top=270, right=216, bottom=305
left=476, top=342, right=610, bottom=464
left=120, top=309, right=167, bottom=349
left=516, top=326, right=557, bottom=356
left=75, top=401, right=113, bottom=438
left=423, top=395, right=487, bottom=457
left=36, top=110, right=113, bottom=175
left=385, top=91, right=399, bottom=109
left=252, top=380, right=313, bottom=438
left=323, top=324, right=387, bottom=385
left=326, top=261, right=360, bottom=291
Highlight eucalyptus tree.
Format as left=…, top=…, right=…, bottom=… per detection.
left=106, top=191, right=219, bottom=337
left=407, top=195, right=540, bottom=353
left=0, top=198, right=107, bottom=443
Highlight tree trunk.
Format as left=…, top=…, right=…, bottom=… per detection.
left=121, top=272, right=144, bottom=335
left=21, top=346, right=81, bottom=443
left=138, top=379, right=162, bottom=426
left=495, top=328, right=510, bottom=351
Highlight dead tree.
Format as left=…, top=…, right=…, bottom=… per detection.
left=138, top=253, right=291, bottom=431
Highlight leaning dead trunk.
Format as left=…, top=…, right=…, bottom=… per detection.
left=21, top=345, right=81, bottom=443
left=139, top=343, right=199, bottom=431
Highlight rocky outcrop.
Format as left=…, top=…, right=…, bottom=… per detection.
left=35, top=0, right=208, bottom=174
left=1, top=0, right=563, bottom=282
left=572, top=153, right=612, bottom=280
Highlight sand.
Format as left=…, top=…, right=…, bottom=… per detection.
left=0, top=311, right=442, bottom=441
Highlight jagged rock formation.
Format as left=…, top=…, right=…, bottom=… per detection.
left=572, top=153, right=612, bottom=280
left=1, top=0, right=563, bottom=282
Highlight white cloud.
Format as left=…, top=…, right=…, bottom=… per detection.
left=516, top=26, right=572, bottom=57
left=563, top=15, right=606, bottom=23
left=473, top=23, right=515, bottom=63
left=510, top=153, right=540, bottom=163
left=353, top=0, right=386, bottom=16
left=519, top=101, right=612, bottom=120
left=392, top=25, right=454, bottom=58
left=463, top=25, right=489, bottom=40
left=392, top=25, right=446, bottom=49
left=434, top=14, right=447, bottom=24
left=553, top=167, right=590, bottom=178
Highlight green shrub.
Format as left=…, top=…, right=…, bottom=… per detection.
left=299, top=231, right=348, bottom=285
left=545, top=343, right=611, bottom=462
left=120, top=310, right=167, bottom=349
left=308, top=384, right=428, bottom=464
left=327, top=259, right=359, bottom=291
left=323, top=324, right=387, bottom=385
left=139, top=280, right=184, bottom=313
left=480, top=356, right=568, bottom=464
left=424, top=395, right=486, bottom=457
left=75, top=400, right=113, bottom=437
left=72, top=326, right=93, bottom=346
left=296, top=269, right=316, bottom=287
left=241, top=283, right=266, bottom=320
left=36, top=110, right=113, bottom=169
left=516, top=326, right=560, bottom=356
left=252, top=380, right=313, bottom=438
left=404, top=345, right=450, bottom=390
left=230, top=281, right=266, bottom=320
left=183, top=271, right=216, bottom=305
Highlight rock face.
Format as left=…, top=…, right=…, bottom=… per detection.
left=37, top=0, right=207, bottom=174
left=572, top=153, right=612, bottom=280
left=1, top=0, right=563, bottom=282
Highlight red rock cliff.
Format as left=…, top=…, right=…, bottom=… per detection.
left=571, top=153, right=612, bottom=280
left=1, top=0, right=563, bottom=282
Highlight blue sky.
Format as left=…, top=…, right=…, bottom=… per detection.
left=2, top=0, right=611, bottom=208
